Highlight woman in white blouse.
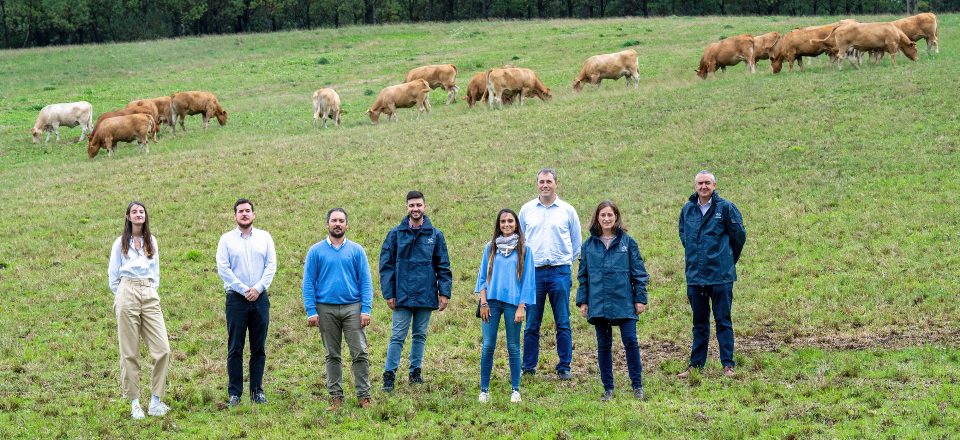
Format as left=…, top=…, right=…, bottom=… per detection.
left=108, top=201, right=171, bottom=419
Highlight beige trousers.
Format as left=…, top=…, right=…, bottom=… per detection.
left=115, top=277, right=171, bottom=400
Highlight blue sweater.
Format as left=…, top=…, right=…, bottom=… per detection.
left=302, top=238, right=374, bottom=317
left=474, top=243, right=536, bottom=307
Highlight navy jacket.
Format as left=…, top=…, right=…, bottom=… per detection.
left=379, top=215, right=452, bottom=309
left=576, top=230, right=649, bottom=324
left=678, top=191, right=746, bottom=285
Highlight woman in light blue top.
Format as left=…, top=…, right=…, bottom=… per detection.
left=475, top=208, right=536, bottom=404
left=108, top=201, right=171, bottom=420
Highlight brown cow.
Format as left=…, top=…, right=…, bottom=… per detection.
left=486, top=67, right=552, bottom=109
left=696, top=35, right=756, bottom=79
left=312, top=88, right=341, bottom=128
left=465, top=71, right=489, bottom=108
left=892, top=13, right=938, bottom=55
left=128, top=97, right=174, bottom=134
left=170, top=91, right=228, bottom=131
left=91, top=104, right=159, bottom=141
left=405, top=64, right=459, bottom=104
left=771, top=20, right=857, bottom=73
left=813, top=22, right=919, bottom=70
left=752, top=32, right=781, bottom=62
left=573, top=49, right=639, bottom=92
left=367, top=79, right=432, bottom=124
left=87, top=114, right=154, bottom=158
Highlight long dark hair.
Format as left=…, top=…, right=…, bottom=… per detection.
left=588, top=200, right=627, bottom=237
left=120, top=201, right=155, bottom=259
left=487, top=208, right=525, bottom=282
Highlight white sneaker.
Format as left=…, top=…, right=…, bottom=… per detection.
left=131, top=402, right=145, bottom=420
left=478, top=392, right=490, bottom=403
left=510, top=390, right=522, bottom=403
left=147, top=400, right=170, bottom=416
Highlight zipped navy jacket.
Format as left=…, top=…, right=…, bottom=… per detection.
left=378, top=215, right=452, bottom=309
left=576, top=229, right=649, bottom=325
left=678, top=191, right=746, bottom=286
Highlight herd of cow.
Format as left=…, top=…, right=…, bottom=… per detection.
left=697, top=12, right=940, bottom=78
left=30, top=13, right=939, bottom=157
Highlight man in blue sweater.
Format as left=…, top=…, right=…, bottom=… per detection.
left=302, top=208, right=374, bottom=410
left=379, top=191, right=452, bottom=392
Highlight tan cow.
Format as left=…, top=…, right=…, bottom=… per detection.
left=696, top=35, right=756, bottom=79
left=367, top=79, right=432, bottom=124
left=91, top=104, right=159, bottom=141
left=170, top=91, right=228, bottom=131
left=312, top=88, right=341, bottom=128
left=813, top=22, right=919, bottom=69
left=87, top=114, right=154, bottom=158
left=573, top=49, right=639, bottom=92
left=405, top=64, right=459, bottom=104
left=752, top=32, right=781, bottom=62
left=486, top=67, right=552, bottom=109
left=770, top=21, right=854, bottom=73
left=31, top=101, right=93, bottom=143
left=128, top=97, right=174, bottom=134
left=892, top=13, right=939, bottom=55
left=465, top=71, right=489, bottom=108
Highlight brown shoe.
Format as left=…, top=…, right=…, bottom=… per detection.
left=676, top=367, right=694, bottom=379
left=358, top=397, right=372, bottom=409
left=723, top=366, right=735, bottom=378
left=325, top=397, right=343, bottom=411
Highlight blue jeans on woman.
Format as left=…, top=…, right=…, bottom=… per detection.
left=594, top=319, right=643, bottom=391
left=384, top=307, right=432, bottom=373
left=480, top=299, right=522, bottom=392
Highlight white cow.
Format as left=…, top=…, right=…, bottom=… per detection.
left=312, top=88, right=342, bottom=128
left=31, top=101, right=94, bottom=143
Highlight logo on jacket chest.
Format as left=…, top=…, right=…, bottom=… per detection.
left=619, top=245, right=628, bottom=252
left=426, top=237, right=435, bottom=244
left=714, top=212, right=722, bottom=220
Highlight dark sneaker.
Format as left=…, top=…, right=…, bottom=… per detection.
left=522, top=369, right=536, bottom=376
left=251, top=392, right=267, bottom=404
left=409, top=368, right=423, bottom=385
left=326, top=397, right=343, bottom=411
left=723, top=366, right=735, bottom=378
left=600, top=390, right=614, bottom=402
left=633, top=388, right=645, bottom=401
left=676, top=367, right=694, bottom=379
left=358, top=397, right=372, bottom=409
left=228, top=395, right=240, bottom=407
left=557, top=370, right=574, bottom=381
left=383, top=370, right=396, bottom=392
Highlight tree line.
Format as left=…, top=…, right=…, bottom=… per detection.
left=0, top=0, right=951, bottom=49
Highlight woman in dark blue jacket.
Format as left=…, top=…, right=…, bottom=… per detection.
left=576, top=200, right=649, bottom=401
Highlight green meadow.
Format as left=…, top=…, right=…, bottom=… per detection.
left=1, top=14, right=958, bottom=439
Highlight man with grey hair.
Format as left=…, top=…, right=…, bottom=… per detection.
left=677, top=170, right=746, bottom=379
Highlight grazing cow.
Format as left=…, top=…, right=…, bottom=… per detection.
left=31, top=101, right=93, bottom=143
left=367, top=79, right=432, bottom=124
left=312, top=88, right=342, bottom=128
left=128, top=97, right=174, bottom=134
left=892, top=13, right=939, bottom=55
left=91, top=104, right=160, bottom=141
left=405, top=64, right=459, bottom=104
left=752, top=32, right=781, bottom=62
left=465, top=71, right=489, bottom=108
left=813, top=22, right=919, bottom=70
left=771, top=20, right=856, bottom=73
left=170, top=91, right=228, bottom=131
left=485, top=67, right=552, bottom=109
left=572, top=49, right=639, bottom=92
left=696, top=35, right=756, bottom=79
left=87, top=114, right=155, bottom=158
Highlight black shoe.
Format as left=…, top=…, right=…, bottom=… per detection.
left=228, top=395, right=240, bottom=407
left=251, top=392, right=267, bottom=404
left=382, top=370, right=396, bottom=392
left=600, top=390, right=614, bottom=402
left=522, top=369, right=536, bottom=376
left=409, top=368, right=423, bottom=385
left=634, top=388, right=645, bottom=401
left=557, top=370, right=574, bottom=381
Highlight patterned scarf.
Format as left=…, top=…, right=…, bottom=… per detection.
left=495, top=234, right=519, bottom=257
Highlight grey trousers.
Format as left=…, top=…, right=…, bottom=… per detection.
left=317, top=302, right=370, bottom=398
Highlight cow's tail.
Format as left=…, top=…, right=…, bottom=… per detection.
left=484, top=69, right=496, bottom=106
left=169, top=94, right=179, bottom=128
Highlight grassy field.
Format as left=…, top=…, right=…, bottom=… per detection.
left=1, top=14, right=958, bottom=439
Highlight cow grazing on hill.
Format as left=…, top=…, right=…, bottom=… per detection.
left=465, top=71, right=489, bottom=108
left=892, top=13, right=939, bottom=55
left=128, top=97, right=174, bottom=134
left=696, top=35, right=756, bottom=79
left=31, top=101, right=94, bottom=143
left=87, top=114, right=154, bottom=158
left=91, top=104, right=159, bottom=141
left=572, top=49, right=639, bottom=92
left=813, top=22, right=919, bottom=69
left=752, top=32, right=781, bottom=62
left=485, top=67, right=551, bottom=109
left=367, top=79, right=432, bottom=124
left=312, top=88, right=341, bottom=128
left=170, top=91, right=228, bottom=131
left=770, top=20, right=857, bottom=73
left=405, top=64, right=459, bottom=105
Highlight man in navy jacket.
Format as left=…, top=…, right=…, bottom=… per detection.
left=379, top=191, right=453, bottom=391
left=677, top=171, right=747, bottom=379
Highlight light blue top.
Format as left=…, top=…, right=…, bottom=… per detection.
left=698, top=198, right=712, bottom=216
left=302, top=238, right=374, bottom=318
left=216, top=227, right=277, bottom=294
left=108, top=235, right=160, bottom=295
left=519, top=196, right=582, bottom=267
left=474, top=243, right=536, bottom=307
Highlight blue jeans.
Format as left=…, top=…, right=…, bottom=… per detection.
left=480, top=299, right=522, bottom=392
left=595, top=319, right=643, bottom=391
left=687, top=283, right=735, bottom=368
left=523, top=265, right=573, bottom=373
left=384, top=307, right=432, bottom=373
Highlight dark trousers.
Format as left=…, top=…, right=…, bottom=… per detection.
left=595, top=319, right=643, bottom=391
left=687, top=283, right=734, bottom=368
left=226, top=290, right=269, bottom=398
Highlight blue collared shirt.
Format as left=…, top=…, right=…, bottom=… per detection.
left=699, top=198, right=712, bottom=216
left=108, top=235, right=160, bottom=295
left=216, top=227, right=277, bottom=294
left=519, top=196, right=582, bottom=267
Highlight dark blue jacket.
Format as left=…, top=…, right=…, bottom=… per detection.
left=576, top=229, right=649, bottom=324
left=678, top=191, right=746, bottom=285
left=379, top=215, right=452, bottom=310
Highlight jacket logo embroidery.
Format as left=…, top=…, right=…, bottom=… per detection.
left=426, top=238, right=435, bottom=244
left=620, top=245, right=628, bottom=252
left=714, top=212, right=722, bottom=220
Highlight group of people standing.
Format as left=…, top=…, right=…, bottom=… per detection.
left=106, top=168, right=746, bottom=418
